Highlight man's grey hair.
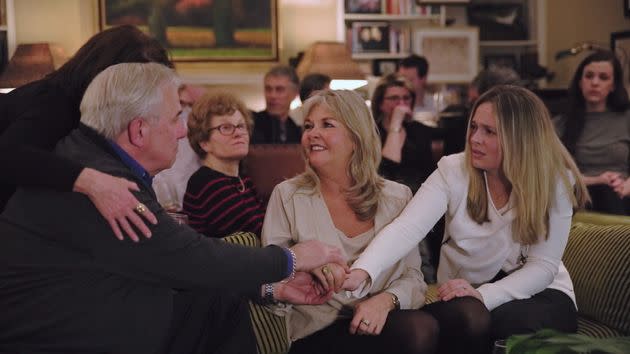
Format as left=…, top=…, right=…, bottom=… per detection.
left=80, top=62, right=181, bottom=139
left=265, top=65, right=299, bottom=88
left=471, top=67, right=521, bottom=96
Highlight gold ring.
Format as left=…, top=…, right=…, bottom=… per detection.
left=360, top=319, right=370, bottom=326
left=135, top=203, right=147, bottom=214
left=322, top=266, right=331, bottom=275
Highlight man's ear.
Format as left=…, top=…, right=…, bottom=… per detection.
left=128, top=118, right=147, bottom=147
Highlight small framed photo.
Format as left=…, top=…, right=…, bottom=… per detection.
left=412, top=27, right=478, bottom=83
left=484, top=54, right=518, bottom=71
left=352, top=22, right=390, bottom=53
left=345, top=0, right=382, bottom=14
left=372, top=59, right=399, bottom=76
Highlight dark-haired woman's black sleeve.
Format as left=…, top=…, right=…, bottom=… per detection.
left=0, top=83, right=85, bottom=209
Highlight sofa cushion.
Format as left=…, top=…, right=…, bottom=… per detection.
left=563, top=222, right=630, bottom=336
left=222, top=232, right=289, bottom=354
left=577, top=316, right=625, bottom=338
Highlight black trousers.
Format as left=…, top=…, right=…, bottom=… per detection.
left=163, top=290, right=256, bottom=354
left=490, top=288, right=577, bottom=340
left=423, top=289, right=577, bottom=354
left=588, top=184, right=630, bottom=215
left=288, top=309, right=438, bottom=354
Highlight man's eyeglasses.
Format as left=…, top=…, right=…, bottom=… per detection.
left=209, top=123, right=248, bottom=136
left=383, top=95, right=412, bottom=103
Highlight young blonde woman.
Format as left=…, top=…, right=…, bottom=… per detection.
left=345, top=85, right=589, bottom=353
left=262, top=90, right=438, bottom=354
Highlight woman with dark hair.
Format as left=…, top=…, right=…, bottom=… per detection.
left=554, top=50, right=630, bottom=214
left=372, top=73, right=438, bottom=282
left=0, top=25, right=174, bottom=240
left=371, top=73, right=435, bottom=194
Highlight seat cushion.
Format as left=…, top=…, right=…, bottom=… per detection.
left=222, top=232, right=290, bottom=354
left=563, top=222, right=630, bottom=336
left=577, top=316, right=625, bottom=338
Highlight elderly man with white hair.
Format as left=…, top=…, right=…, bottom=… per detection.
left=0, top=63, right=345, bottom=354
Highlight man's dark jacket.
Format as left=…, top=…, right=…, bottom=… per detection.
left=0, top=125, right=287, bottom=353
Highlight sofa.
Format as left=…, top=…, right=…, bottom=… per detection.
left=225, top=210, right=630, bottom=353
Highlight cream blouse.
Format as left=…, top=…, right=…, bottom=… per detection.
left=262, top=177, right=426, bottom=342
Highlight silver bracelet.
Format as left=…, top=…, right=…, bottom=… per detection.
left=284, top=248, right=297, bottom=282
left=263, top=283, right=276, bottom=304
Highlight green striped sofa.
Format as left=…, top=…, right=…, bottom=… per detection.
left=222, top=232, right=289, bottom=354
left=223, top=210, right=630, bottom=353
left=425, top=211, right=630, bottom=338
left=563, top=212, right=630, bottom=338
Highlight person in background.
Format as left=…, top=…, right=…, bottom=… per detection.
left=299, top=73, right=331, bottom=103
left=0, top=63, right=346, bottom=354
left=398, top=54, right=434, bottom=113
left=345, top=85, right=589, bottom=354
left=263, top=90, right=437, bottom=354
left=251, top=65, right=301, bottom=144
left=184, top=92, right=266, bottom=238
left=371, top=73, right=437, bottom=282
left=554, top=50, right=630, bottom=215
left=152, top=84, right=206, bottom=211
left=371, top=73, right=436, bottom=192
left=442, top=67, right=521, bottom=156
left=0, top=25, right=172, bottom=241
left=291, top=72, right=332, bottom=126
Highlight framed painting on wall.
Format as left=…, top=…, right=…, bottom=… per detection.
left=412, top=27, right=478, bottom=83
left=611, top=30, right=630, bottom=96
left=98, top=0, right=278, bottom=62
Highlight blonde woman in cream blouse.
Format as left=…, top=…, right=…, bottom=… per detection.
left=345, top=85, right=589, bottom=354
left=262, top=90, right=438, bottom=354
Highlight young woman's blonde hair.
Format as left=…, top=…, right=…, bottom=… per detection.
left=465, top=85, right=589, bottom=245
left=296, top=90, right=384, bottom=221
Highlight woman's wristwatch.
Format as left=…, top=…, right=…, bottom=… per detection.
left=389, top=292, right=400, bottom=310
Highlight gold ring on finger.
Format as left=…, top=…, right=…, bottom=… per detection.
left=322, top=266, right=331, bottom=275
left=360, top=319, right=370, bottom=326
left=135, top=203, right=147, bottom=214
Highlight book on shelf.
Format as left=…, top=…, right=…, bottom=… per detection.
left=344, top=0, right=440, bottom=16
left=384, top=0, right=439, bottom=16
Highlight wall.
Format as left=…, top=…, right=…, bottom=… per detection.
left=11, top=0, right=339, bottom=109
left=545, top=0, right=630, bottom=88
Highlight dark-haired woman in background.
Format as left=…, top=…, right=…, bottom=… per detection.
left=553, top=50, right=630, bottom=215
left=0, top=25, right=173, bottom=239
left=371, top=74, right=436, bottom=194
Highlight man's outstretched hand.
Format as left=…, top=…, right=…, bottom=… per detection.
left=274, top=272, right=333, bottom=305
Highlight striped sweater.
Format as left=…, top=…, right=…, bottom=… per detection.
left=183, top=166, right=265, bottom=238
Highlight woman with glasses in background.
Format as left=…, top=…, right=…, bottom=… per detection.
left=371, top=73, right=436, bottom=193
left=184, top=92, right=266, bottom=238
left=371, top=73, right=439, bottom=282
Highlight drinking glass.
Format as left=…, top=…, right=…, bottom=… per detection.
left=492, top=339, right=507, bottom=354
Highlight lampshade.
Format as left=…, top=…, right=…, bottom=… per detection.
left=296, top=41, right=366, bottom=90
left=0, top=43, right=55, bottom=92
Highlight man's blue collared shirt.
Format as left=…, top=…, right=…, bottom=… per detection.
left=107, top=141, right=153, bottom=188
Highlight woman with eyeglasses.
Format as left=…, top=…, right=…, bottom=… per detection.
left=372, top=73, right=439, bottom=283
left=184, top=92, right=265, bottom=238
left=371, top=73, right=436, bottom=194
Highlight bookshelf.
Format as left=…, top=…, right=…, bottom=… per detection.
left=344, top=1, right=446, bottom=61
